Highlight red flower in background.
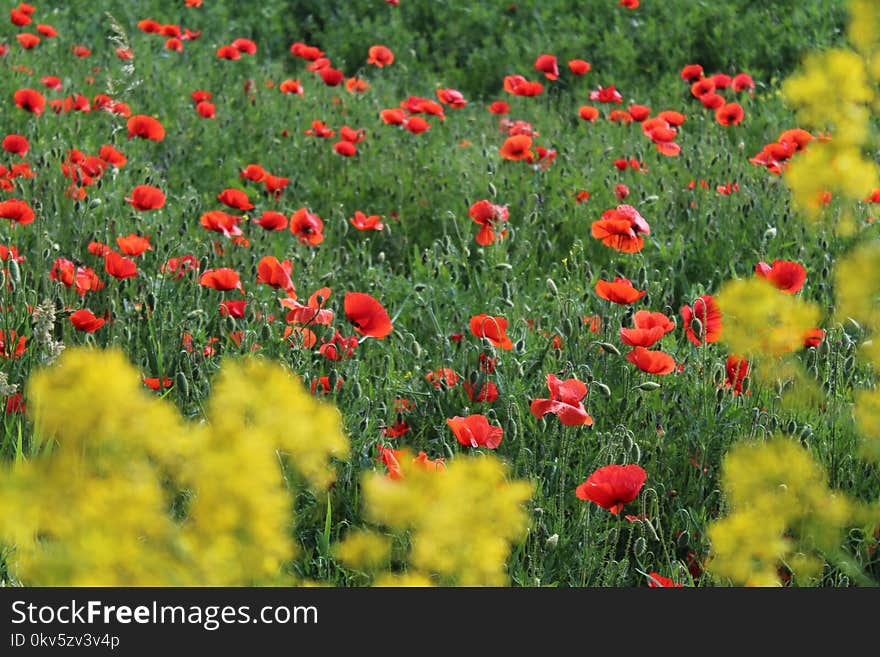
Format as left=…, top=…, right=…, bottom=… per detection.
left=626, top=347, right=676, bottom=375
left=217, top=188, right=253, bottom=211
left=350, top=211, right=384, bottom=231
left=290, top=208, right=325, bottom=245
left=446, top=414, right=503, bottom=449
left=2, top=134, right=29, bottom=157
left=254, top=211, right=288, bottom=231
left=568, top=59, right=591, bottom=75
left=595, top=277, right=646, bottom=304
left=13, top=88, right=45, bottom=115
left=0, top=199, right=35, bottom=225
left=469, top=314, right=513, bottom=350
left=534, top=54, right=559, bottom=80
left=576, top=464, right=647, bottom=514
left=367, top=45, right=394, bottom=67
left=104, top=251, right=138, bottom=279
left=256, top=256, right=295, bottom=294
left=200, top=268, right=243, bottom=292
left=530, top=373, right=593, bottom=426
left=464, top=380, right=499, bottom=403
left=591, top=204, right=650, bottom=253
left=754, top=260, right=806, bottom=294
left=125, top=185, right=165, bottom=211
left=281, top=287, right=334, bottom=326
left=127, top=115, right=165, bottom=141
left=116, top=234, right=152, bottom=256
left=469, top=199, right=509, bottom=245
left=725, top=354, right=749, bottom=395
left=647, top=573, right=684, bottom=588
left=70, top=309, right=105, bottom=333
left=345, top=292, right=393, bottom=339
left=681, top=294, right=722, bottom=345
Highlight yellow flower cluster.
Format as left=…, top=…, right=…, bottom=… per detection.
left=0, top=348, right=349, bottom=585
left=782, top=0, right=880, bottom=225
left=707, top=436, right=853, bottom=586
left=716, top=278, right=821, bottom=358
left=362, top=456, right=533, bottom=586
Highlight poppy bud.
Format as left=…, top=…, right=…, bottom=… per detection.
left=515, top=338, right=525, bottom=352
left=595, top=341, right=621, bottom=356
left=378, top=251, right=386, bottom=262
left=8, top=259, right=20, bottom=284
left=545, top=534, right=559, bottom=551
left=562, top=318, right=573, bottom=337
left=636, top=381, right=660, bottom=391
left=763, top=227, right=777, bottom=240
left=488, top=182, right=497, bottom=198
left=260, top=324, right=272, bottom=343
left=715, top=387, right=725, bottom=403
left=593, top=381, right=611, bottom=397
left=175, top=371, right=190, bottom=400
left=494, top=263, right=513, bottom=270
left=546, top=278, right=558, bottom=295
left=502, top=281, right=512, bottom=299
left=412, top=341, right=422, bottom=358
left=785, top=419, right=797, bottom=434
left=690, top=317, right=703, bottom=339
left=633, top=536, right=646, bottom=557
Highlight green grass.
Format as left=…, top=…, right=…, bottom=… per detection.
left=0, top=0, right=877, bottom=587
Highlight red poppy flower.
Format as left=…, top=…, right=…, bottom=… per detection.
left=0, top=199, right=35, bottom=225
left=281, top=287, right=334, bottom=325
left=627, top=104, right=651, bottom=122
left=196, top=100, right=215, bottom=118
left=591, top=204, right=650, bottom=253
left=219, top=300, right=247, bottom=318
left=99, top=144, right=127, bottom=167
left=725, top=354, right=749, bottom=395
left=469, top=314, right=513, bottom=350
left=690, top=77, right=715, bottom=98
left=116, top=234, right=152, bottom=256
left=200, top=210, right=243, bottom=237
left=367, top=44, right=394, bottom=67
left=350, top=211, right=384, bottom=231
left=464, top=380, right=500, bottom=403
left=125, top=185, right=165, bottom=211
left=279, top=78, right=304, bottom=96
left=199, top=268, right=243, bottom=292
left=290, top=208, right=325, bottom=245
left=318, top=68, right=344, bottom=86
left=403, top=116, right=431, bottom=134
left=256, top=255, right=295, bottom=294
left=503, top=75, right=544, bottom=97
left=0, top=330, right=26, bottom=359
left=0, top=245, right=24, bottom=262
left=609, top=109, right=633, bottom=123
left=589, top=85, right=623, bottom=104
left=499, top=135, right=534, bottom=161
left=595, top=277, right=646, bottom=304
left=162, top=255, right=199, bottom=280
left=626, top=347, right=676, bottom=375
left=657, top=110, right=686, bottom=126
left=16, top=33, right=39, bottom=48
left=576, top=463, right=646, bottom=513
left=530, top=373, right=593, bottom=426
left=11, top=7, right=31, bottom=25
left=620, top=310, right=676, bottom=348
left=534, top=54, right=559, bottom=80
left=380, top=108, right=408, bottom=125
left=345, top=292, right=393, bottom=339
left=469, top=199, right=509, bottom=245
left=716, top=102, right=744, bottom=126
left=231, top=38, right=257, bottom=54
left=41, top=75, right=62, bottom=90
left=578, top=105, right=600, bottom=122
left=436, top=88, right=467, bottom=107
left=699, top=92, right=725, bottom=110
left=13, top=88, right=45, bottom=115
left=37, top=24, right=57, bottom=38
left=263, top=175, right=289, bottom=197
left=141, top=375, right=174, bottom=392
left=127, top=115, right=165, bottom=141
left=240, top=163, right=267, bottom=182
left=681, top=294, right=722, bottom=345
left=217, top=188, right=253, bottom=211
left=754, top=260, right=806, bottom=294
left=104, top=251, right=138, bottom=279
left=318, top=330, right=358, bottom=361
left=647, top=573, right=684, bottom=588
left=426, top=367, right=461, bottom=388
left=51, top=259, right=104, bottom=296
left=803, top=328, right=826, bottom=348
left=216, top=44, right=241, bottom=59
left=732, top=73, right=755, bottom=93
left=680, top=64, right=704, bottom=81
left=254, top=210, right=288, bottom=231
left=446, top=414, right=503, bottom=449
left=568, top=59, right=591, bottom=75
left=2, top=134, right=28, bottom=157
left=620, top=0, right=639, bottom=7
left=488, top=101, right=510, bottom=115
left=305, top=120, right=335, bottom=138
left=70, top=309, right=105, bottom=333
left=334, top=141, right=357, bottom=156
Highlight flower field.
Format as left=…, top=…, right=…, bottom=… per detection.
left=0, top=0, right=879, bottom=587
